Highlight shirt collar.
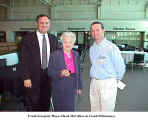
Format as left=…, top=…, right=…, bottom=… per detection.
left=94, top=37, right=107, bottom=47
left=36, top=30, right=48, bottom=36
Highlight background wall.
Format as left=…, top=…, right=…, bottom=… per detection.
left=0, top=0, right=148, bottom=43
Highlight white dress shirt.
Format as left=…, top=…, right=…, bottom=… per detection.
left=36, top=30, right=50, bottom=67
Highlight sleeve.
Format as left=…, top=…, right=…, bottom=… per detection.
left=89, top=47, right=93, bottom=65
left=50, top=34, right=59, bottom=51
left=112, top=46, right=126, bottom=80
left=47, top=52, right=61, bottom=80
left=19, top=35, right=31, bottom=81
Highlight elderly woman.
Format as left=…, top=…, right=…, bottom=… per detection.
left=48, top=32, right=82, bottom=111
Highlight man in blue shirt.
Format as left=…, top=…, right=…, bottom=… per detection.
left=89, top=21, right=126, bottom=111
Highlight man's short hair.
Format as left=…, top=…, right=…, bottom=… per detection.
left=36, top=14, right=50, bottom=22
left=91, top=21, right=104, bottom=29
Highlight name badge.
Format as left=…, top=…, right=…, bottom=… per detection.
left=99, top=56, right=106, bottom=64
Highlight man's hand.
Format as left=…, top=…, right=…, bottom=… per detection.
left=24, top=79, right=32, bottom=88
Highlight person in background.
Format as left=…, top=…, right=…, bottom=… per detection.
left=89, top=21, right=126, bottom=111
left=138, top=47, right=144, bottom=52
left=20, top=14, right=58, bottom=111
left=48, top=32, right=82, bottom=111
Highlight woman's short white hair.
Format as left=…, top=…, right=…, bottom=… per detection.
left=60, top=32, right=76, bottom=43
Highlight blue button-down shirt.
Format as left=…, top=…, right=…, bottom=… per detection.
left=89, top=38, right=126, bottom=80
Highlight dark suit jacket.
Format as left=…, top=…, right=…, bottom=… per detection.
left=47, top=49, right=82, bottom=92
left=20, top=32, right=58, bottom=87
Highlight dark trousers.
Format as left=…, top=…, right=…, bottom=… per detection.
left=24, top=70, right=51, bottom=111
left=52, top=89, right=77, bottom=112
left=52, top=74, right=78, bottom=111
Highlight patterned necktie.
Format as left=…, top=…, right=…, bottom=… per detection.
left=42, top=35, right=47, bottom=69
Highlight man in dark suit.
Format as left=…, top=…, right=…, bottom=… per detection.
left=20, top=14, right=58, bottom=111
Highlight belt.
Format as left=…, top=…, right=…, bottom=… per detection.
left=91, top=77, right=116, bottom=80
left=91, top=78, right=100, bottom=80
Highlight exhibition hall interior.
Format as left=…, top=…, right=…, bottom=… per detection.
left=0, top=0, right=148, bottom=111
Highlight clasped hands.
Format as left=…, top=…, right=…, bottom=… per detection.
left=60, top=69, right=71, bottom=77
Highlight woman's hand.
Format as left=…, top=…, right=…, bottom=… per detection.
left=77, top=89, right=82, bottom=95
left=61, top=69, right=71, bottom=77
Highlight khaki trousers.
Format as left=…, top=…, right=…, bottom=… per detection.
left=90, top=78, right=117, bottom=112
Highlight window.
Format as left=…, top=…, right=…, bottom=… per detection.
left=0, top=31, right=6, bottom=42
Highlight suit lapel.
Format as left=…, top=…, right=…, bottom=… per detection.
left=72, top=50, right=78, bottom=74
left=33, top=32, right=41, bottom=66
left=60, top=49, right=66, bottom=69
left=48, top=34, right=53, bottom=52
